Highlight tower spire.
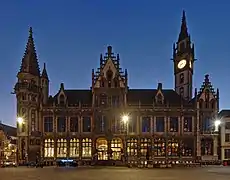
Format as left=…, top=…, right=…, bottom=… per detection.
left=41, top=63, right=49, bottom=80
left=19, top=27, right=40, bottom=76
left=178, top=10, right=189, bottom=42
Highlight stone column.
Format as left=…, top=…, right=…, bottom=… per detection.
left=213, top=136, right=218, bottom=156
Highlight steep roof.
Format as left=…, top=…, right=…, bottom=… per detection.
left=48, top=88, right=193, bottom=107
left=0, top=123, right=17, bottom=137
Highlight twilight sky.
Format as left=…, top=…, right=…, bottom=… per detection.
left=0, top=0, right=230, bottom=126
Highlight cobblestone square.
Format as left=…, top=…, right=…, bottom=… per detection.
left=0, top=166, right=229, bottom=180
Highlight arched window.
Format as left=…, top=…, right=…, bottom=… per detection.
left=82, top=138, right=92, bottom=157
left=44, top=139, right=54, bottom=157
left=70, top=138, right=80, bottom=157
left=57, top=139, right=67, bottom=157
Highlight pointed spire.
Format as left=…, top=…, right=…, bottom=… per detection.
left=19, top=27, right=40, bottom=76
left=41, top=63, right=49, bottom=80
left=178, top=10, right=189, bottom=42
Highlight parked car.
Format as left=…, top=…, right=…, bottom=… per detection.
left=1, top=161, right=17, bottom=167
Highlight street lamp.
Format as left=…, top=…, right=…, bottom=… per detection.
left=214, top=119, right=221, bottom=132
left=17, top=117, right=24, bottom=125
left=122, top=115, right=129, bottom=124
left=121, top=114, right=129, bottom=165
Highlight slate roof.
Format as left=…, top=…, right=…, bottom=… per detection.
left=0, top=123, right=17, bottom=137
left=127, top=89, right=190, bottom=106
left=219, top=110, right=230, bottom=118
left=49, top=88, right=193, bottom=107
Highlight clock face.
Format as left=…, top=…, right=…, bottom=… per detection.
left=177, top=59, right=187, bottom=69
left=189, top=61, right=192, bottom=68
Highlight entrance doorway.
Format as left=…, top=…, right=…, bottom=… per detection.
left=96, top=138, right=108, bottom=160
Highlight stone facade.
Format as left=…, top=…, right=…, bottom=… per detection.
left=14, top=11, right=220, bottom=165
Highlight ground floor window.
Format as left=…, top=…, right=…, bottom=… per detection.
left=153, top=137, right=165, bottom=156
left=96, top=138, right=108, bottom=160
left=70, top=138, right=80, bottom=157
left=168, top=138, right=179, bottom=156
left=201, top=138, right=213, bottom=155
left=127, top=138, right=138, bottom=156
left=111, top=138, right=122, bottom=160
left=57, top=139, right=67, bottom=157
left=140, top=138, right=151, bottom=156
left=44, top=139, right=54, bottom=157
left=224, top=149, right=230, bottom=159
left=82, top=138, right=92, bottom=158
left=181, top=139, right=193, bottom=156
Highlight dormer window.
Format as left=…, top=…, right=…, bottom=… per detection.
left=59, top=94, right=65, bottom=106
left=156, top=94, right=163, bottom=104
left=100, top=78, right=105, bottom=87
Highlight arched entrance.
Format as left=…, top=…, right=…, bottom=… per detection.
left=111, top=138, right=123, bottom=160
left=96, top=138, right=108, bottom=160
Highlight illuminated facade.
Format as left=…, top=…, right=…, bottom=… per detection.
left=14, top=11, right=220, bottom=164
left=0, top=123, right=17, bottom=164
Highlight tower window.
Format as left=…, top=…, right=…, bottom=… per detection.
left=180, top=73, right=184, bottom=84
left=180, top=87, right=184, bottom=96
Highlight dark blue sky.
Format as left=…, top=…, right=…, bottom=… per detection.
left=0, top=1, right=230, bottom=126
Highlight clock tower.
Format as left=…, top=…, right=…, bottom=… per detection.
left=172, top=11, right=195, bottom=101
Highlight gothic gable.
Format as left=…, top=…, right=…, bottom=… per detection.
left=92, top=46, right=127, bottom=89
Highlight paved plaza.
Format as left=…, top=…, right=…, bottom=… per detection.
left=0, top=166, right=229, bottom=180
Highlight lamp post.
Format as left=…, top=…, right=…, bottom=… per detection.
left=121, top=114, right=129, bottom=165
left=17, top=117, right=29, bottom=164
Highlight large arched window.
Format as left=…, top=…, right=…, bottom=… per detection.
left=57, top=139, right=67, bottom=157
left=82, top=138, right=92, bottom=158
left=44, top=139, right=54, bottom=157
left=70, top=138, right=80, bottom=157
left=127, top=138, right=138, bottom=156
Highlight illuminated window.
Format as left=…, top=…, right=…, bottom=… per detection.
left=44, top=139, right=54, bottom=157
left=168, top=138, right=179, bottom=156
left=57, top=139, right=67, bottom=157
left=153, top=137, right=166, bottom=156
left=70, top=138, right=80, bottom=157
left=183, top=117, right=192, bottom=132
left=140, top=138, right=151, bottom=156
left=31, top=109, right=36, bottom=132
left=82, top=138, right=92, bottom=158
left=111, top=138, right=122, bottom=160
left=127, top=138, right=138, bottom=156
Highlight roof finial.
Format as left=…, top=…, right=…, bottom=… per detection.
left=29, top=27, right=33, bottom=38
left=107, top=46, right=112, bottom=57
